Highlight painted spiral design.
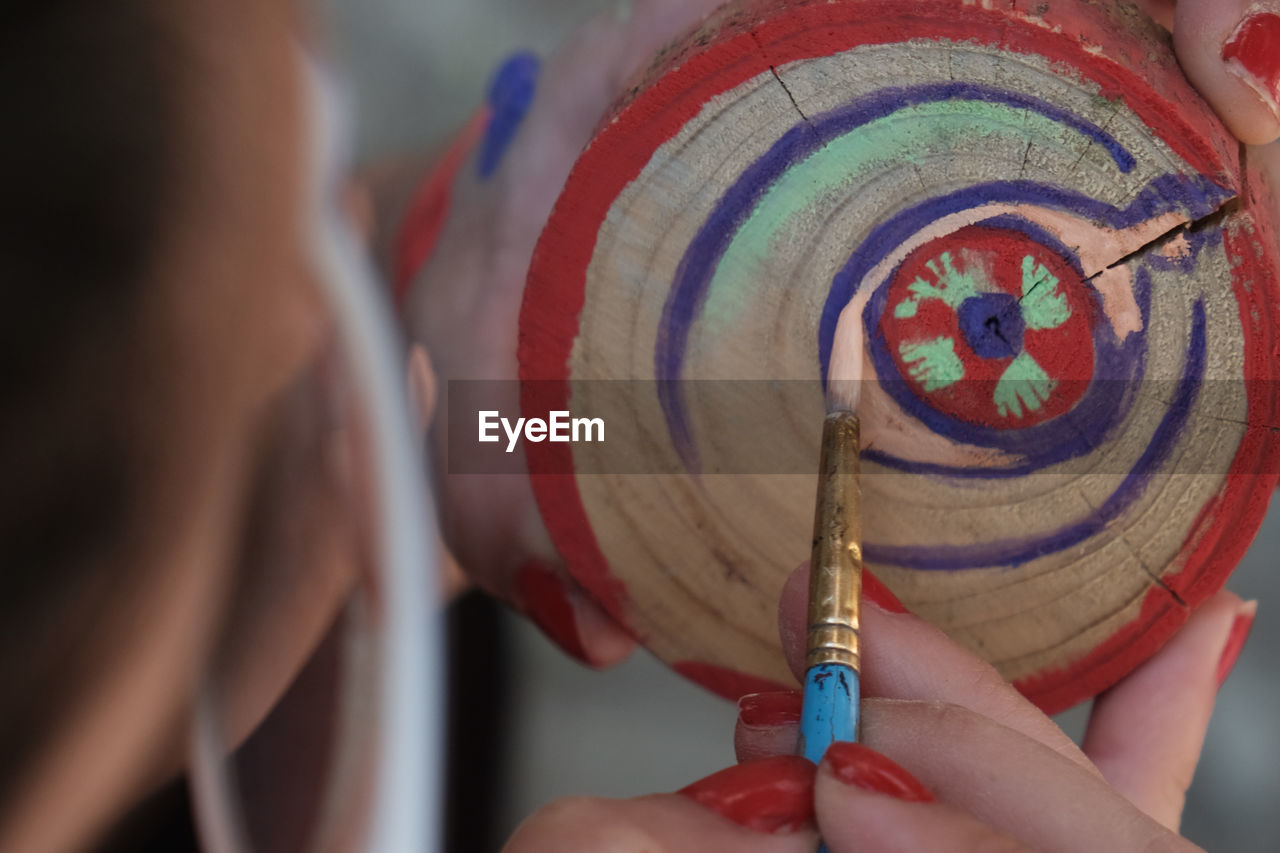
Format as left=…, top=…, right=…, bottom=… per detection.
left=520, top=0, right=1280, bottom=710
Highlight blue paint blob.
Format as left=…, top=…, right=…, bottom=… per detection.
left=959, top=292, right=1024, bottom=359
left=479, top=51, right=541, bottom=180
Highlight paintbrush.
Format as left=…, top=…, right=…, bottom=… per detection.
left=799, top=322, right=864, bottom=766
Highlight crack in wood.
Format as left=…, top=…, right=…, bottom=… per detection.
left=911, top=162, right=929, bottom=193
left=1074, top=487, right=1190, bottom=608
left=749, top=29, right=818, bottom=144
left=1198, top=413, right=1280, bottom=434
left=1014, top=196, right=1243, bottom=309
left=1068, top=99, right=1122, bottom=177
left=770, top=63, right=809, bottom=124
left=1088, top=197, right=1242, bottom=280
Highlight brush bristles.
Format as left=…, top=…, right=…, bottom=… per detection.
left=825, top=312, right=865, bottom=413
left=825, top=378, right=861, bottom=414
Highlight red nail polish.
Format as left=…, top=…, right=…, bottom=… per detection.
left=1216, top=603, right=1257, bottom=688
left=821, top=742, right=934, bottom=803
left=678, top=755, right=816, bottom=834
left=516, top=561, right=590, bottom=664
left=1223, top=13, right=1280, bottom=116
left=738, top=691, right=803, bottom=727
left=862, top=570, right=909, bottom=614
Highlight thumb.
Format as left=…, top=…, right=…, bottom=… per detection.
left=1082, top=591, right=1256, bottom=830
left=813, top=742, right=1035, bottom=852
left=1172, top=0, right=1280, bottom=144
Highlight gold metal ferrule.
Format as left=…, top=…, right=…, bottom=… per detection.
left=806, top=411, right=863, bottom=671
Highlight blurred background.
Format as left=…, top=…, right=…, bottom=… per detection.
left=320, top=0, right=1279, bottom=849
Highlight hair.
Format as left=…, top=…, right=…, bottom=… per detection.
left=0, top=2, right=186, bottom=802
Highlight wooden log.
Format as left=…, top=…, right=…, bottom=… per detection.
left=518, top=0, right=1280, bottom=711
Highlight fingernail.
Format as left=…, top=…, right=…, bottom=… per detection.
left=516, top=561, right=591, bottom=664
left=862, top=570, right=909, bottom=614
left=738, top=690, right=803, bottom=727
left=479, top=52, right=541, bottom=180
left=1223, top=12, right=1280, bottom=118
left=821, top=742, right=935, bottom=803
left=678, top=756, right=816, bottom=834
left=1216, top=600, right=1258, bottom=688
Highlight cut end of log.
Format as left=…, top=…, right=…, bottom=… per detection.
left=518, top=0, right=1280, bottom=714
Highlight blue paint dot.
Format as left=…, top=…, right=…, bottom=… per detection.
left=958, top=292, right=1024, bottom=359
left=478, top=51, right=541, bottom=180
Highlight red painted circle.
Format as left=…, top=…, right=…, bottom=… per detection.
left=880, top=225, right=1094, bottom=429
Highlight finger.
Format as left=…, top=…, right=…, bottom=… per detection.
left=492, top=0, right=736, bottom=664
left=504, top=757, right=819, bottom=853
left=814, top=742, right=1035, bottom=853
left=505, top=796, right=812, bottom=853
left=735, top=690, right=802, bottom=763
left=1173, top=0, right=1280, bottom=144
left=502, top=0, right=725, bottom=217
left=515, top=559, right=636, bottom=668
left=859, top=699, right=1200, bottom=853
left=779, top=563, right=1095, bottom=773
left=403, top=2, right=729, bottom=669
left=1083, top=592, right=1256, bottom=830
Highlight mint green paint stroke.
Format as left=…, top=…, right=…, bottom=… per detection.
left=893, top=250, right=984, bottom=319
left=994, top=351, right=1055, bottom=418
left=1019, top=254, right=1071, bottom=331
left=698, top=99, right=1107, bottom=333
left=899, top=336, right=965, bottom=392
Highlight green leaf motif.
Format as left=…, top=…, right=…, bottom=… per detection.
left=899, top=336, right=965, bottom=392
left=1019, top=255, right=1070, bottom=331
left=893, top=251, right=982, bottom=319
left=994, top=352, right=1056, bottom=418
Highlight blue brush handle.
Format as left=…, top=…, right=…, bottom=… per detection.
left=800, top=662, right=860, bottom=761
left=801, top=662, right=860, bottom=853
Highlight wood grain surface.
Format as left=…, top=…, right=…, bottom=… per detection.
left=518, top=0, right=1280, bottom=711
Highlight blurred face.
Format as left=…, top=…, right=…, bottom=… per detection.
left=0, top=3, right=369, bottom=850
